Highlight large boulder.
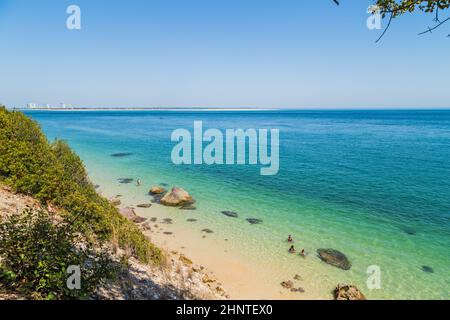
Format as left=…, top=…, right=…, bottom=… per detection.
left=317, top=249, right=352, bottom=270
left=160, top=187, right=194, bottom=207
left=119, top=207, right=147, bottom=224
left=334, top=284, right=366, bottom=300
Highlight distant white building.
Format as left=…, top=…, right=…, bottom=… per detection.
left=27, top=103, right=37, bottom=109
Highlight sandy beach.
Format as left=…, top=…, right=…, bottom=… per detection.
left=108, top=187, right=329, bottom=300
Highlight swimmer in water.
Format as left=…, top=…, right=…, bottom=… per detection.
left=289, top=245, right=296, bottom=254
left=288, top=235, right=293, bottom=243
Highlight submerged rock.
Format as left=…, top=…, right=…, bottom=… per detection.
left=421, top=266, right=434, bottom=273
left=187, top=218, right=197, bottom=222
left=334, top=284, right=366, bottom=300
left=111, top=153, right=133, bottom=158
left=118, top=178, right=134, bottom=184
left=160, top=187, right=194, bottom=207
left=222, top=211, right=238, bottom=218
left=291, top=287, right=305, bottom=293
left=163, top=218, right=173, bottom=224
left=202, top=229, right=214, bottom=234
left=246, top=218, right=263, bottom=225
left=180, top=203, right=197, bottom=210
left=317, top=249, right=352, bottom=270
left=401, top=226, right=417, bottom=236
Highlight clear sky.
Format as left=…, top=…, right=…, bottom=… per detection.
left=0, top=0, right=449, bottom=108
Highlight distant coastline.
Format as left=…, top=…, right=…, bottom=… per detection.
left=14, top=107, right=281, bottom=112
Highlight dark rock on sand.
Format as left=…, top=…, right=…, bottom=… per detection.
left=118, top=178, right=134, bottom=184
left=133, top=216, right=148, bottom=224
left=111, top=153, right=133, bottom=158
left=246, top=218, right=263, bottom=225
left=137, top=203, right=153, bottom=208
left=141, top=222, right=151, bottom=231
left=281, top=281, right=294, bottom=289
left=110, top=197, right=121, bottom=206
left=222, top=211, right=238, bottom=218
left=421, top=266, right=434, bottom=273
left=334, top=284, right=366, bottom=300
left=119, top=207, right=147, bottom=224
left=202, top=229, right=214, bottom=234
left=317, top=249, right=352, bottom=271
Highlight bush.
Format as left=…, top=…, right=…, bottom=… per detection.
left=0, top=209, right=114, bottom=300
left=0, top=106, right=161, bottom=265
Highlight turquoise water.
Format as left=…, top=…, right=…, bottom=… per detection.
left=25, top=109, right=450, bottom=299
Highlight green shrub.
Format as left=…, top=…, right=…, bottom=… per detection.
left=0, top=106, right=161, bottom=268
left=0, top=209, right=114, bottom=300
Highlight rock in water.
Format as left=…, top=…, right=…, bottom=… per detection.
left=111, top=153, right=133, bottom=158
left=160, top=187, right=194, bottom=207
left=246, top=218, right=263, bottom=225
left=421, top=266, right=434, bottom=273
left=118, top=178, right=134, bottom=184
left=334, top=284, right=366, bottom=300
left=149, top=186, right=167, bottom=195
left=401, top=226, right=417, bottom=236
left=317, top=249, right=352, bottom=270
left=222, top=211, right=238, bottom=218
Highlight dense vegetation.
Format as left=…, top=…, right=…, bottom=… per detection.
left=0, top=106, right=161, bottom=299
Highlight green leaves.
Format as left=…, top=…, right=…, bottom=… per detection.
left=374, top=0, right=450, bottom=18
left=0, top=106, right=163, bottom=299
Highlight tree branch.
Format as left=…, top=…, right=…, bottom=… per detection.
left=418, top=17, right=450, bottom=35
left=376, top=12, right=394, bottom=43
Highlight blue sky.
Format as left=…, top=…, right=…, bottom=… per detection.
left=0, top=0, right=449, bottom=108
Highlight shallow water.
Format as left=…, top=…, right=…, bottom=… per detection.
left=26, top=109, right=450, bottom=299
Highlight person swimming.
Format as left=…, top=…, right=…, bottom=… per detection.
left=289, top=245, right=296, bottom=254
left=136, top=179, right=142, bottom=186
left=287, top=235, right=293, bottom=243
left=300, top=249, right=306, bottom=257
